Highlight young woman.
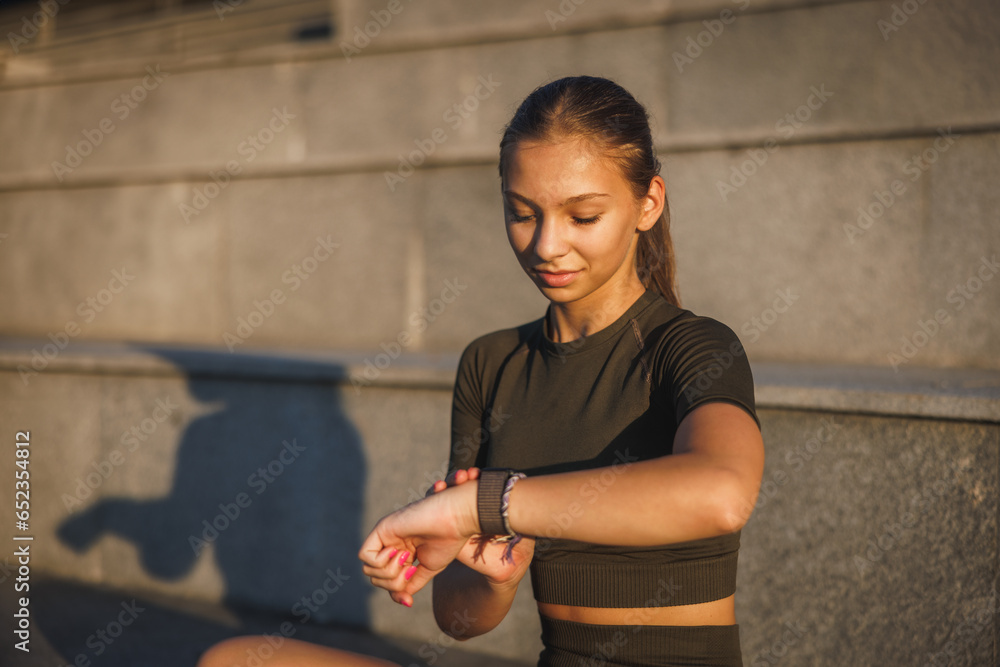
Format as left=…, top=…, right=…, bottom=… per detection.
left=200, top=76, right=763, bottom=667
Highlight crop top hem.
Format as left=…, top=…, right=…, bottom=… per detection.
left=529, top=550, right=738, bottom=608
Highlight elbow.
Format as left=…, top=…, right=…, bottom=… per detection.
left=433, top=610, right=468, bottom=641
left=433, top=611, right=478, bottom=641
left=438, top=625, right=472, bottom=642
left=431, top=586, right=477, bottom=641
left=712, top=471, right=758, bottom=534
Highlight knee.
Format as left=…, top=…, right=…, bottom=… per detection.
left=197, top=636, right=260, bottom=667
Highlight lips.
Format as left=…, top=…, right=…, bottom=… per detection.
left=534, top=269, right=580, bottom=288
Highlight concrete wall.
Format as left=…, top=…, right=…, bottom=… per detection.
left=1, top=0, right=998, bottom=367
left=1, top=347, right=997, bottom=664
left=1, top=0, right=999, bottom=664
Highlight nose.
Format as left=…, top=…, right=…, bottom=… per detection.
left=532, top=216, right=569, bottom=263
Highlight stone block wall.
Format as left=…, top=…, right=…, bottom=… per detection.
left=0, top=0, right=998, bottom=664
left=0, top=0, right=997, bottom=367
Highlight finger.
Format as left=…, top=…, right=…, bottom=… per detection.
left=366, top=552, right=417, bottom=592
left=358, top=531, right=387, bottom=567
left=398, top=564, right=436, bottom=600
left=380, top=560, right=424, bottom=607
left=361, top=548, right=412, bottom=579
left=390, top=590, right=414, bottom=608
left=467, top=467, right=481, bottom=480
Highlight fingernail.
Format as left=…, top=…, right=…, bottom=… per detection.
left=398, top=551, right=410, bottom=566
left=402, top=598, right=412, bottom=608
left=387, top=548, right=398, bottom=560
left=404, top=565, right=418, bottom=581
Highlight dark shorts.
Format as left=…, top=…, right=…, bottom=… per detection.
left=538, top=617, right=742, bottom=667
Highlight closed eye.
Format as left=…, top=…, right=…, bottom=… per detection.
left=507, top=211, right=535, bottom=222
left=573, top=215, right=601, bottom=225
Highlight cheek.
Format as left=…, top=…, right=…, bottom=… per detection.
left=581, top=224, right=631, bottom=264
left=505, top=224, right=531, bottom=257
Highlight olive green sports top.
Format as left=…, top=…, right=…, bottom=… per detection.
left=448, top=289, right=759, bottom=608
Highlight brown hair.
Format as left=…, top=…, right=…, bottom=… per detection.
left=498, top=76, right=679, bottom=306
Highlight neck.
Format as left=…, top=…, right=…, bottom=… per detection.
left=547, top=276, right=647, bottom=343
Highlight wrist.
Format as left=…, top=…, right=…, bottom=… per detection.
left=476, top=468, right=526, bottom=537
left=455, top=479, right=481, bottom=538
left=484, top=571, right=522, bottom=594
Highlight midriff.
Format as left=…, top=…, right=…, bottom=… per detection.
left=537, top=594, right=735, bottom=626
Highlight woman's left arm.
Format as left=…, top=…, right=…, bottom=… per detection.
left=506, top=401, right=764, bottom=546
left=359, top=401, right=762, bottom=597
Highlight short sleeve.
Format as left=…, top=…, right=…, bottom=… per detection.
left=653, top=315, right=759, bottom=429
left=449, top=340, right=488, bottom=472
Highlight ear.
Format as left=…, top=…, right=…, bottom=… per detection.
left=637, top=175, right=666, bottom=232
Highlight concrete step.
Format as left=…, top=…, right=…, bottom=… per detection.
left=1, top=0, right=333, bottom=60
left=0, top=137, right=998, bottom=369
left=0, top=574, right=533, bottom=666
left=1, top=340, right=997, bottom=665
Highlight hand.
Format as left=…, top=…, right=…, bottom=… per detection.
left=430, top=468, right=535, bottom=590
left=359, top=479, right=479, bottom=608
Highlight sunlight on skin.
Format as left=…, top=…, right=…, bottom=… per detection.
left=502, top=138, right=662, bottom=343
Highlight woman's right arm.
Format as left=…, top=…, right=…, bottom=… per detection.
left=432, top=559, right=521, bottom=640
left=431, top=468, right=534, bottom=639
left=425, top=341, right=532, bottom=638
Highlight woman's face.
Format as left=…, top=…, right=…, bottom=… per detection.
left=503, top=138, right=659, bottom=307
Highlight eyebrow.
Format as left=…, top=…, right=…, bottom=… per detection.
left=503, top=191, right=611, bottom=207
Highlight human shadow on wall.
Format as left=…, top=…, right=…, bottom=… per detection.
left=52, top=346, right=380, bottom=662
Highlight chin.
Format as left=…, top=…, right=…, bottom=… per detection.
left=534, top=284, right=583, bottom=303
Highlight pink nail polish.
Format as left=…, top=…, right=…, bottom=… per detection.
left=404, top=565, right=418, bottom=581
left=402, top=598, right=412, bottom=608
left=398, top=551, right=410, bottom=566
left=387, top=548, right=398, bottom=560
